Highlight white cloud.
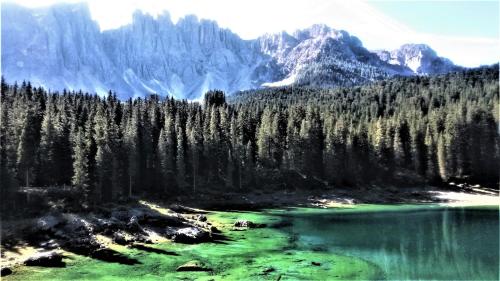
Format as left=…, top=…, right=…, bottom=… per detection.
left=3, top=0, right=498, bottom=67
left=416, top=34, right=498, bottom=67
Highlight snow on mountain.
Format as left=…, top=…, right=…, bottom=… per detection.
left=258, top=24, right=424, bottom=87
left=1, top=3, right=460, bottom=99
left=374, top=44, right=459, bottom=74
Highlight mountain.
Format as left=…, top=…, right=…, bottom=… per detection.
left=1, top=3, right=275, bottom=99
left=258, top=24, right=416, bottom=88
left=1, top=3, right=460, bottom=99
left=374, top=44, right=459, bottom=74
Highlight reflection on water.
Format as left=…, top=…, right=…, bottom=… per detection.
left=281, top=206, right=499, bottom=280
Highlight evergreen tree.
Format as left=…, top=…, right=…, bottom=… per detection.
left=71, top=125, right=89, bottom=191
left=158, top=110, right=176, bottom=195
left=257, top=107, right=273, bottom=167
left=437, top=133, right=448, bottom=181
left=93, top=104, right=113, bottom=202
left=176, top=115, right=186, bottom=189
left=424, top=125, right=439, bottom=182
left=38, top=103, right=58, bottom=186
left=0, top=64, right=498, bottom=210
left=124, top=107, right=140, bottom=197
left=187, top=109, right=203, bottom=192
left=16, top=108, right=39, bottom=187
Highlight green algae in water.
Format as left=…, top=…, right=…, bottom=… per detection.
left=6, top=210, right=382, bottom=281
left=5, top=205, right=498, bottom=280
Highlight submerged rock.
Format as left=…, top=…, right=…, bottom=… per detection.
left=176, top=261, right=212, bottom=272
left=1, top=267, right=12, bottom=277
left=170, top=227, right=211, bottom=244
left=24, top=251, right=65, bottom=267
left=262, top=267, right=275, bottom=274
left=271, top=220, right=292, bottom=229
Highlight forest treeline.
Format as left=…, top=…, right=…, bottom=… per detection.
left=0, top=65, right=498, bottom=206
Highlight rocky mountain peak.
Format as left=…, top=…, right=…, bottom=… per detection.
left=375, top=43, right=458, bottom=74
left=1, top=2, right=460, bottom=99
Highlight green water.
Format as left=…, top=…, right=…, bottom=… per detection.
left=276, top=205, right=499, bottom=280
left=6, top=204, right=499, bottom=280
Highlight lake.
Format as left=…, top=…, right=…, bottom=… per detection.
left=276, top=205, right=499, bottom=280
left=7, top=204, right=499, bottom=280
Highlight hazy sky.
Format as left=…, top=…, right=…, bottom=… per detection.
left=3, top=0, right=499, bottom=67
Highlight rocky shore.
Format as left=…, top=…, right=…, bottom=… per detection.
left=0, top=201, right=222, bottom=276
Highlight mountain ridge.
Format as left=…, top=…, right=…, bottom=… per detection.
left=1, top=3, right=460, bottom=99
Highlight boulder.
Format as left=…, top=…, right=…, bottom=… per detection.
left=234, top=220, right=266, bottom=229
left=112, top=232, right=130, bottom=245
left=134, top=235, right=152, bottom=244
left=94, top=218, right=124, bottom=235
left=234, top=220, right=255, bottom=228
left=110, top=209, right=130, bottom=221
left=133, top=209, right=186, bottom=228
left=176, top=261, right=212, bottom=272
left=39, top=239, right=60, bottom=250
left=1, top=267, right=12, bottom=277
left=61, top=214, right=94, bottom=236
left=24, top=251, right=65, bottom=267
left=126, top=216, right=143, bottom=233
left=196, top=214, right=207, bottom=222
left=63, top=236, right=102, bottom=256
left=171, top=227, right=211, bottom=244
left=36, top=215, right=61, bottom=232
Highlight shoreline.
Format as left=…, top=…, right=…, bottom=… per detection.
left=430, top=190, right=499, bottom=207
left=1, top=186, right=498, bottom=276
left=167, top=185, right=498, bottom=210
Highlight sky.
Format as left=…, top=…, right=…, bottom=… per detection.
left=2, top=0, right=499, bottom=67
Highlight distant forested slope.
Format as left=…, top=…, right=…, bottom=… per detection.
left=1, top=65, right=498, bottom=209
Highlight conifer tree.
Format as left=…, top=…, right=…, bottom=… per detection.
left=71, top=125, right=89, bottom=191
left=187, top=109, right=203, bottom=192
left=0, top=64, right=498, bottom=208
left=158, top=107, right=177, bottom=194
left=176, top=117, right=186, bottom=190
left=437, top=133, right=448, bottom=181
left=257, top=107, right=273, bottom=167
left=16, top=108, right=39, bottom=187
left=93, top=104, right=112, bottom=202
left=424, top=125, right=439, bottom=182
left=124, top=107, right=140, bottom=197
left=38, top=103, right=58, bottom=186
